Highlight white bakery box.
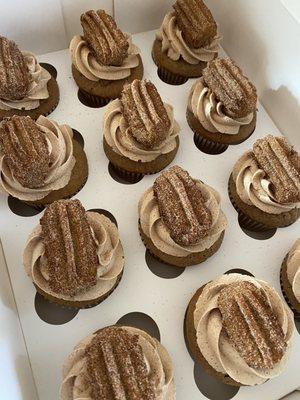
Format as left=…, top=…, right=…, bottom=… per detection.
left=0, top=1, right=299, bottom=399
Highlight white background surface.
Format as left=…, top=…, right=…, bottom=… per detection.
left=0, top=29, right=299, bottom=400
left=0, top=1, right=300, bottom=399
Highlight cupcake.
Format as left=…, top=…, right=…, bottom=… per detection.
left=138, top=165, right=227, bottom=267
left=0, top=36, right=59, bottom=121
left=152, top=0, right=221, bottom=85
left=281, top=239, right=300, bottom=316
left=0, top=115, right=88, bottom=209
left=70, top=9, right=144, bottom=107
left=185, top=273, right=294, bottom=386
left=103, top=79, right=180, bottom=181
left=60, top=325, right=175, bottom=399
left=187, top=58, right=257, bottom=153
left=229, top=135, right=300, bottom=231
left=23, top=199, right=124, bottom=309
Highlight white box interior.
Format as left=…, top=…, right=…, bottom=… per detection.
left=0, top=30, right=299, bottom=400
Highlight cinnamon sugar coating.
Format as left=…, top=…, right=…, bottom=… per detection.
left=252, top=135, right=300, bottom=204
left=121, top=79, right=170, bottom=149
left=218, top=281, right=286, bottom=369
left=153, top=165, right=212, bottom=246
left=0, top=36, right=30, bottom=101
left=173, top=0, right=217, bottom=48
left=0, top=116, right=50, bottom=188
left=203, top=58, right=257, bottom=118
left=81, top=9, right=129, bottom=66
left=85, top=327, right=156, bottom=399
left=40, top=200, right=98, bottom=296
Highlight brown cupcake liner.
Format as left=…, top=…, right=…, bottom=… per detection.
left=110, top=162, right=144, bottom=182
left=78, top=89, right=111, bottom=108
left=34, top=270, right=124, bottom=310
left=194, top=132, right=228, bottom=154
left=228, top=177, right=276, bottom=232
left=157, top=67, right=188, bottom=85
left=280, top=256, right=300, bottom=318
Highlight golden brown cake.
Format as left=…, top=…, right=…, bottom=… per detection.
left=187, top=58, right=257, bottom=152
left=139, top=165, right=227, bottom=267
left=185, top=273, right=295, bottom=386
left=0, top=36, right=59, bottom=121
left=23, top=199, right=125, bottom=308
left=70, top=9, right=143, bottom=107
left=229, top=135, right=300, bottom=231
left=152, top=0, right=220, bottom=85
left=103, top=79, right=180, bottom=180
left=60, top=325, right=175, bottom=399
left=0, top=115, right=88, bottom=208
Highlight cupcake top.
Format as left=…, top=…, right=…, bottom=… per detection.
left=0, top=115, right=75, bottom=201
left=188, top=58, right=257, bottom=134
left=139, top=165, right=227, bottom=257
left=286, top=239, right=300, bottom=303
left=103, top=79, right=180, bottom=162
left=193, top=273, right=294, bottom=385
left=60, top=325, right=175, bottom=399
left=233, top=135, right=300, bottom=214
left=70, top=9, right=141, bottom=82
left=23, top=199, right=124, bottom=302
left=0, top=36, right=51, bottom=111
left=156, top=0, right=221, bottom=64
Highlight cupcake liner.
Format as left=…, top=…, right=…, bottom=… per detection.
left=110, top=163, right=144, bottom=183
left=157, top=67, right=188, bottom=85
left=194, top=133, right=228, bottom=154
left=34, top=270, right=123, bottom=310
left=78, top=89, right=111, bottom=108
left=227, top=178, right=274, bottom=232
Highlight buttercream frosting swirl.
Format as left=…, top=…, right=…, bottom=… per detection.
left=104, top=98, right=180, bottom=162
left=70, top=34, right=140, bottom=81
left=0, top=115, right=75, bottom=201
left=0, top=52, right=51, bottom=111
left=139, top=181, right=227, bottom=257
left=156, top=12, right=220, bottom=64
left=286, top=239, right=300, bottom=302
left=59, top=326, right=175, bottom=400
left=188, top=78, right=254, bottom=134
left=233, top=151, right=300, bottom=214
left=194, top=273, right=294, bottom=386
left=23, top=212, right=124, bottom=302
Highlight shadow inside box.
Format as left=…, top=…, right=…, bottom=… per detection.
left=34, top=292, right=79, bottom=325
left=193, top=133, right=228, bottom=155
left=145, top=250, right=185, bottom=279
left=8, top=196, right=43, bottom=217
left=295, top=317, right=300, bottom=335
left=238, top=215, right=277, bottom=240
left=116, top=312, right=161, bottom=342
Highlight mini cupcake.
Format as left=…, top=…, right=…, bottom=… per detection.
left=139, top=165, right=227, bottom=267
left=229, top=135, right=300, bottom=231
left=70, top=9, right=144, bottom=107
left=152, top=0, right=221, bottom=85
left=103, top=79, right=180, bottom=181
left=23, top=199, right=124, bottom=309
left=60, top=325, right=175, bottom=399
left=187, top=58, right=257, bottom=153
left=0, top=115, right=88, bottom=209
left=281, top=239, right=300, bottom=316
left=185, top=273, right=294, bottom=386
left=0, top=36, right=59, bottom=121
